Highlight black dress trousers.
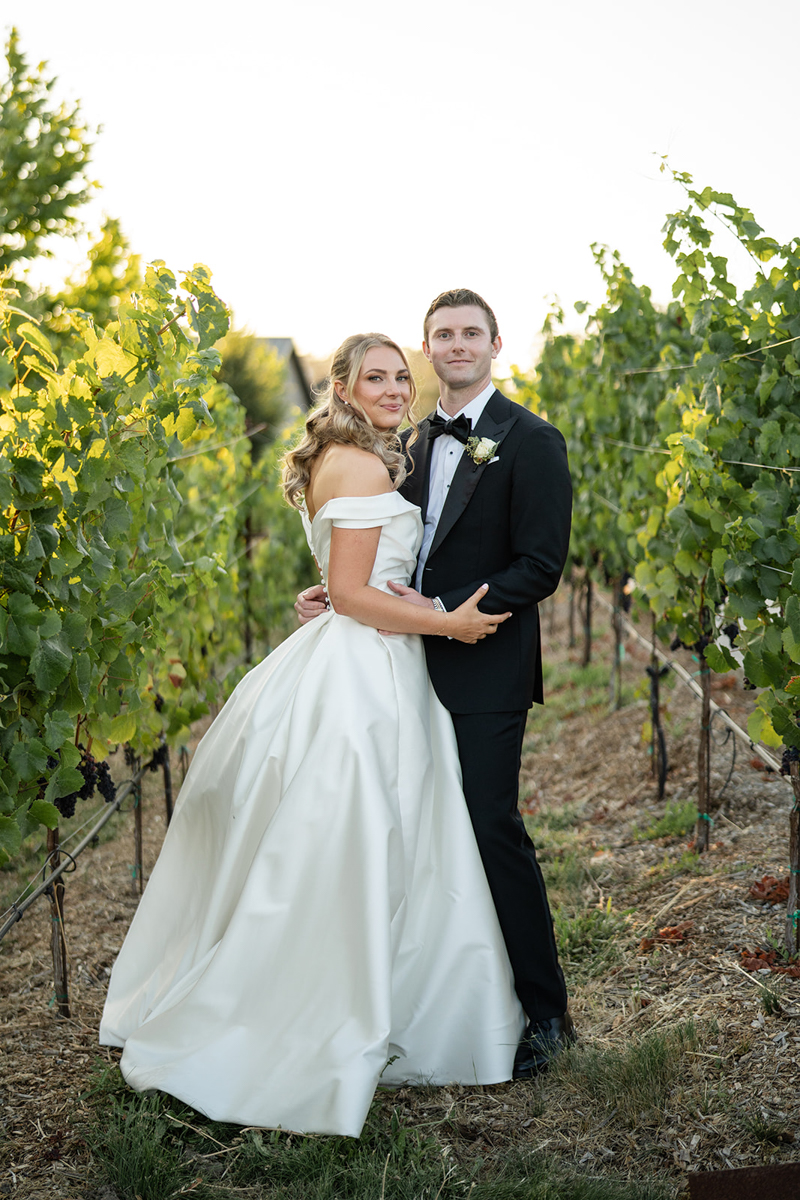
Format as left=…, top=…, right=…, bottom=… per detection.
left=449, top=709, right=568, bottom=1022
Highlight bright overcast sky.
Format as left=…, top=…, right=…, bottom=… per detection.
left=13, top=0, right=800, bottom=374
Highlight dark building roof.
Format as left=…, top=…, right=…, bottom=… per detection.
left=257, top=338, right=314, bottom=412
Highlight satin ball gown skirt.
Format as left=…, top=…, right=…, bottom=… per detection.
left=99, top=493, right=524, bottom=1136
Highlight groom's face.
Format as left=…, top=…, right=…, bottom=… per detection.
left=423, top=305, right=501, bottom=391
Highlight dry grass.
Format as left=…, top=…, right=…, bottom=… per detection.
left=1, top=594, right=799, bottom=1198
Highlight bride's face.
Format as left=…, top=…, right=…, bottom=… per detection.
left=346, top=347, right=412, bottom=429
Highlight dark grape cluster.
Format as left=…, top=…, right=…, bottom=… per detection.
left=96, top=760, right=117, bottom=803
left=55, top=753, right=93, bottom=819
left=77, top=753, right=98, bottom=800
left=780, top=746, right=800, bottom=776
left=54, top=792, right=77, bottom=820
left=722, top=622, right=739, bottom=645
left=52, top=749, right=117, bottom=817
left=154, top=692, right=165, bottom=713
left=148, top=743, right=168, bottom=772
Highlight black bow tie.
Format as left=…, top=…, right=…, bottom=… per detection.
left=427, top=412, right=472, bottom=445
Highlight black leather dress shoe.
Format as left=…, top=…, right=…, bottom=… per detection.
left=513, top=1012, right=576, bottom=1080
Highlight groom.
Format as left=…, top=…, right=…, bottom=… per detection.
left=297, top=289, right=573, bottom=1076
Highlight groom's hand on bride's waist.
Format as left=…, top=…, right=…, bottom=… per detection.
left=295, top=581, right=434, bottom=630
left=295, top=584, right=328, bottom=624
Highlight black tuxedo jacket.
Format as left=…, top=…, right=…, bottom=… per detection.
left=399, top=389, right=572, bottom=715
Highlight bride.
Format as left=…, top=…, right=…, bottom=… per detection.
left=99, top=332, right=525, bottom=1138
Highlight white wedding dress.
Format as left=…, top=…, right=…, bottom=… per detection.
left=99, top=492, right=524, bottom=1137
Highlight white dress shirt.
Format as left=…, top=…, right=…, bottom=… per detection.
left=415, top=381, right=496, bottom=591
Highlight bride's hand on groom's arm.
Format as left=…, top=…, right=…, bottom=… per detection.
left=326, top=528, right=508, bottom=642
left=387, top=581, right=511, bottom=644
left=295, top=584, right=328, bottom=624
left=449, top=587, right=511, bottom=644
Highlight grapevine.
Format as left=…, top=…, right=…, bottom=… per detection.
left=524, top=167, right=800, bottom=940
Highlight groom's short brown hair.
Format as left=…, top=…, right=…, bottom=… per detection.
left=424, top=289, right=499, bottom=343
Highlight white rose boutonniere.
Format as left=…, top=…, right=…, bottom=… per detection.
left=465, top=436, right=499, bottom=465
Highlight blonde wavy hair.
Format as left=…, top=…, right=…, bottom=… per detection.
left=282, top=333, right=418, bottom=510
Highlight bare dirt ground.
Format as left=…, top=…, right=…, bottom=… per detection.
left=2, top=591, right=799, bottom=1198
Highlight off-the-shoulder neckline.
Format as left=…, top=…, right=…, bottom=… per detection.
left=304, top=491, right=417, bottom=526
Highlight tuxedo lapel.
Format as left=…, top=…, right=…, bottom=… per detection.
left=427, top=391, right=517, bottom=560
left=402, top=418, right=433, bottom=520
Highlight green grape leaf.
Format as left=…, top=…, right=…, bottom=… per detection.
left=0, top=816, right=23, bottom=862
left=8, top=737, right=48, bottom=782
left=16, top=321, right=58, bottom=366
left=705, top=643, right=737, bottom=674
left=93, top=339, right=138, bottom=379
left=108, top=711, right=138, bottom=745
left=5, top=593, right=41, bottom=655
left=0, top=560, right=37, bottom=596
left=27, top=797, right=60, bottom=829
left=43, top=763, right=83, bottom=802
left=769, top=702, right=800, bottom=748
left=43, top=710, right=75, bottom=752
left=30, top=635, right=73, bottom=691
left=747, top=708, right=782, bottom=748
left=10, top=455, right=46, bottom=495
left=784, top=595, right=800, bottom=664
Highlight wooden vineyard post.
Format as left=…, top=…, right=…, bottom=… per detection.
left=568, top=579, right=576, bottom=649
left=130, top=752, right=144, bottom=896
left=647, top=614, right=669, bottom=801
left=243, top=508, right=254, bottom=667
left=582, top=571, right=593, bottom=667
left=695, top=652, right=712, bottom=853
left=161, top=736, right=174, bottom=825
left=785, top=757, right=800, bottom=957
left=650, top=614, right=659, bottom=783
left=45, top=827, right=70, bottom=1017
left=609, top=577, right=623, bottom=711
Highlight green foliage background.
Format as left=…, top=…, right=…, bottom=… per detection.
left=519, top=164, right=800, bottom=755
left=0, top=30, right=310, bottom=864
left=0, top=28, right=95, bottom=278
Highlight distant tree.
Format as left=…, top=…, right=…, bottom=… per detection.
left=215, top=329, right=287, bottom=457
left=404, top=347, right=440, bottom=416
left=46, top=216, right=142, bottom=337
left=0, top=28, right=96, bottom=276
